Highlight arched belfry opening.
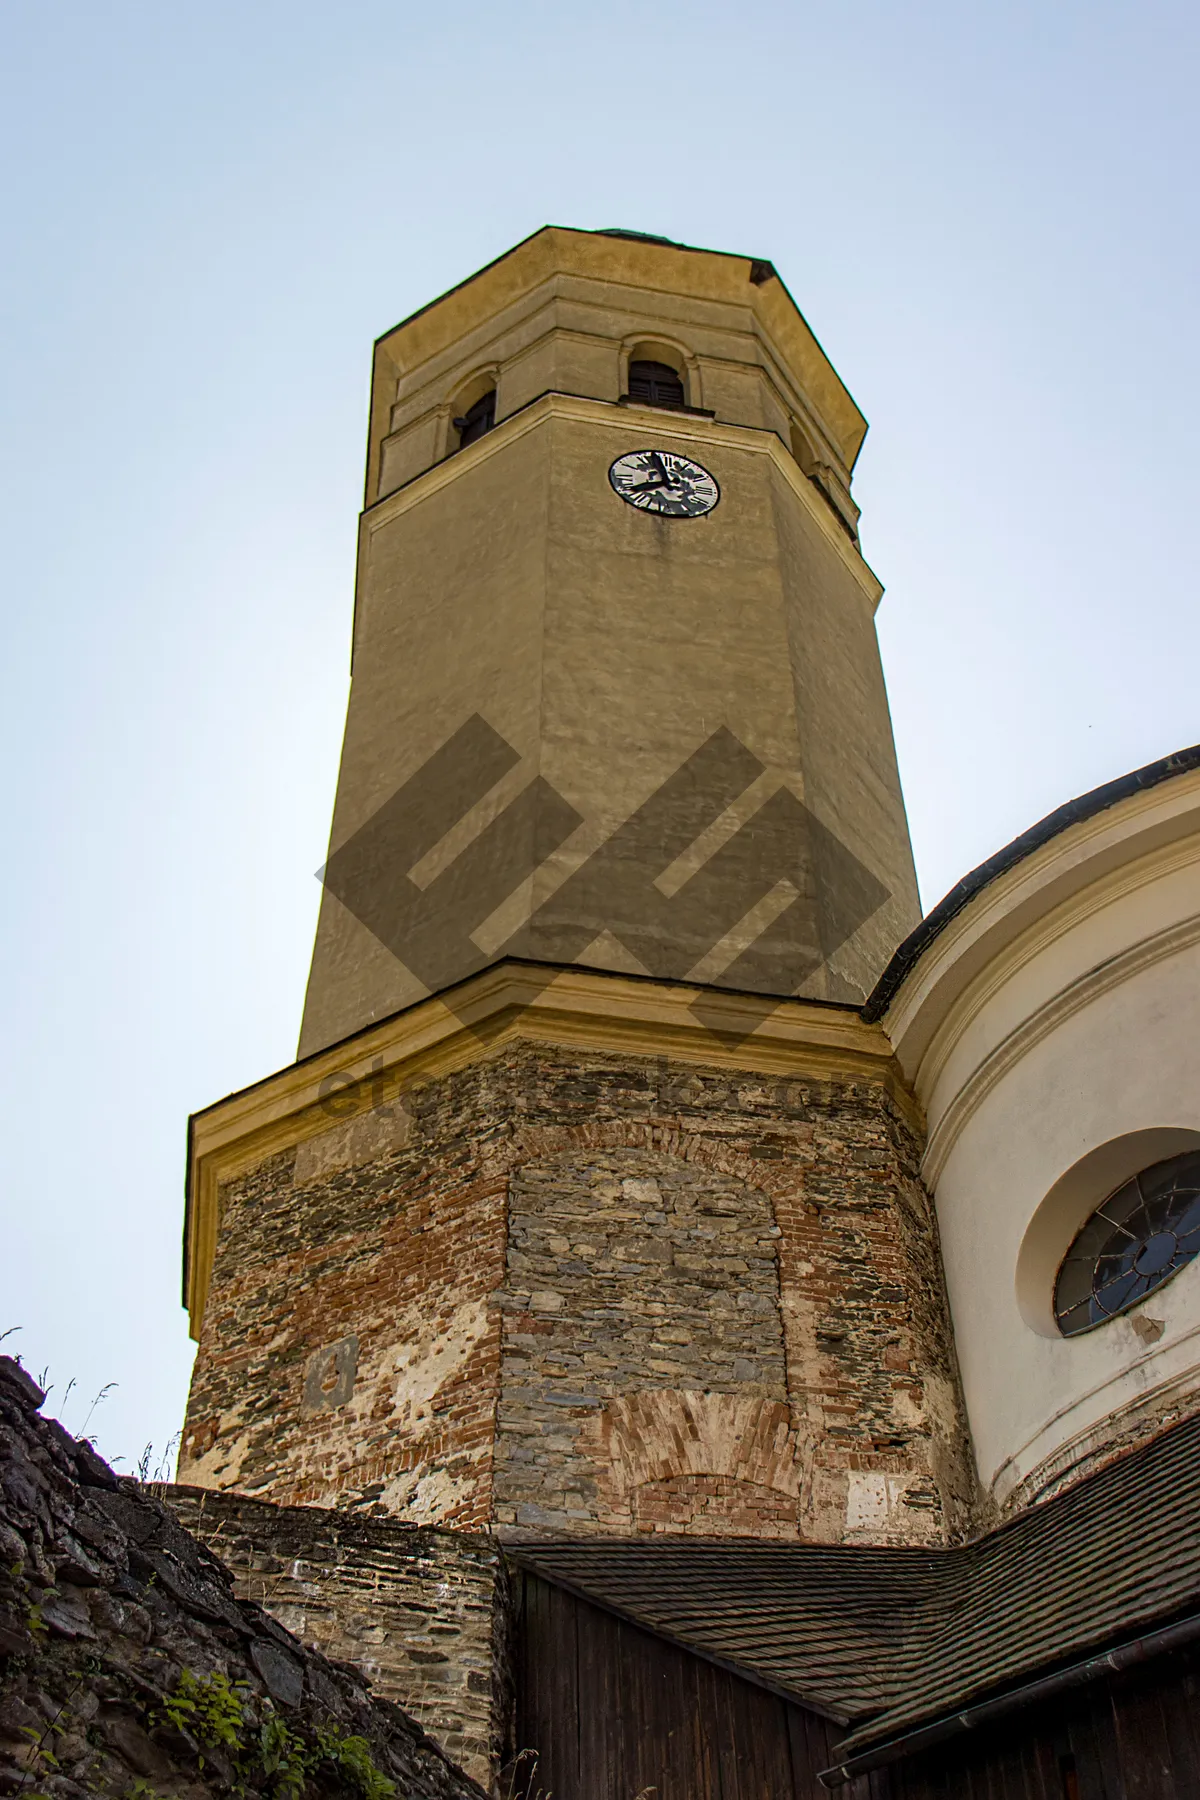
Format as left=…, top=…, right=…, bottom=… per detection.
left=454, top=388, right=496, bottom=449
left=627, top=358, right=686, bottom=409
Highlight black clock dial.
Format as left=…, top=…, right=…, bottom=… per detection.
left=608, top=449, right=720, bottom=518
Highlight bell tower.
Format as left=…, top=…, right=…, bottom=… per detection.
left=299, top=226, right=919, bottom=1055
left=180, top=230, right=970, bottom=1565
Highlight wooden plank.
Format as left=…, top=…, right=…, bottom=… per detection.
left=1069, top=1685, right=1124, bottom=1800
left=571, top=1586, right=602, bottom=1800
left=511, top=1571, right=541, bottom=1799
left=655, top=1596, right=692, bottom=1800
left=1020, top=1724, right=1064, bottom=1800
left=717, top=1655, right=743, bottom=1800
left=1108, top=1665, right=1180, bottom=1800
left=695, top=1641, right=723, bottom=1800
left=785, top=1695, right=837, bottom=1799
left=616, top=1612, right=645, bottom=1800
left=555, top=1575, right=583, bottom=1800
left=1155, top=1658, right=1200, bottom=1794
left=516, top=1575, right=1200, bottom=1800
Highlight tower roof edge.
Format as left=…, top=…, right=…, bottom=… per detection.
left=372, top=225, right=868, bottom=470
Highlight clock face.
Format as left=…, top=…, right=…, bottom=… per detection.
left=608, top=449, right=720, bottom=518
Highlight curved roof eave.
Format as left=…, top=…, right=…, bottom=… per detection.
left=864, top=742, right=1200, bottom=1025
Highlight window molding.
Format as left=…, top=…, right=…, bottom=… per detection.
left=440, top=365, right=501, bottom=459
left=618, top=336, right=703, bottom=411
left=1017, top=1129, right=1200, bottom=1337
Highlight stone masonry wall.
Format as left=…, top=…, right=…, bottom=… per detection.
left=183, top=1141, right=507, bottom=1527
left=495, top=1146, right=793, bottom=1535
left=166, top=1485, right=509, bottom=1787
left=181, top=1042, right=977, bottom=1546
left=0, top=1355, right=483, bottom=1800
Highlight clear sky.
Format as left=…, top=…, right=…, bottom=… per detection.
left=1, top=0, right=1196, bottom=1473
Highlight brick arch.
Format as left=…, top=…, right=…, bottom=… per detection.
left=582, top=1390, right=811, bottom=1537
left=597, top=1390, right=804, bottom=1491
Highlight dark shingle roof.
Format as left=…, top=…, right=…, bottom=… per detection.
left=513, top=1538, right=951, bottom=1724
left=510, top=1406, right=1200, bottom=1753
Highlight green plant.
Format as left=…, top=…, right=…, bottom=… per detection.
left=160, top=1666, right=248, bottom=1757
left=16, top=1572, right=57, bottom=1642
left=18, top=1726, right=59, bottom=1771
left=314, top=1728, right=396, bottom=1800
left=256, top=1712, right=312, bottom=1800
left=154, top=1669, right=398, bottom=1800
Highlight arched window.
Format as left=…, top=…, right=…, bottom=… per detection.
left=454, top=389, right=496, bottom=449
left=628, top=360, right=686, bottom=410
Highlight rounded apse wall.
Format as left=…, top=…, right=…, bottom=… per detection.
left=883, top=753, right=1200, bottom=1513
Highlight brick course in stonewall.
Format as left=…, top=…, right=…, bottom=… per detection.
left=180, top=1041, right=978, bottom=1548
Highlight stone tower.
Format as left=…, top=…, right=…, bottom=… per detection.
left=180, top=228, right=972, bottom=1551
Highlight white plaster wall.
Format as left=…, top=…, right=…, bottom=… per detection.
left=933, top=933, right=1200, bottom=1504
left=926, top=855, right=1200, bottom=1144
left=887, top=774, right=1200, bottom=1511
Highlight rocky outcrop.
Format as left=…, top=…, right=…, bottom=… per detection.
left=0, top=1355, right=485, bottom=1800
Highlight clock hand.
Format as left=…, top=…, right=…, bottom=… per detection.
left=627, top=457, right=682, bottom=496
left=628, top=458, right=671, bottom=491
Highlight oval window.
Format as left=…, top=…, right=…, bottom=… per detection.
left=1054, top=1148, right=1200, bottom=1336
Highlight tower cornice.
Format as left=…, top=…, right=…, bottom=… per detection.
left=183, top=959, right=917, bottom=1341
